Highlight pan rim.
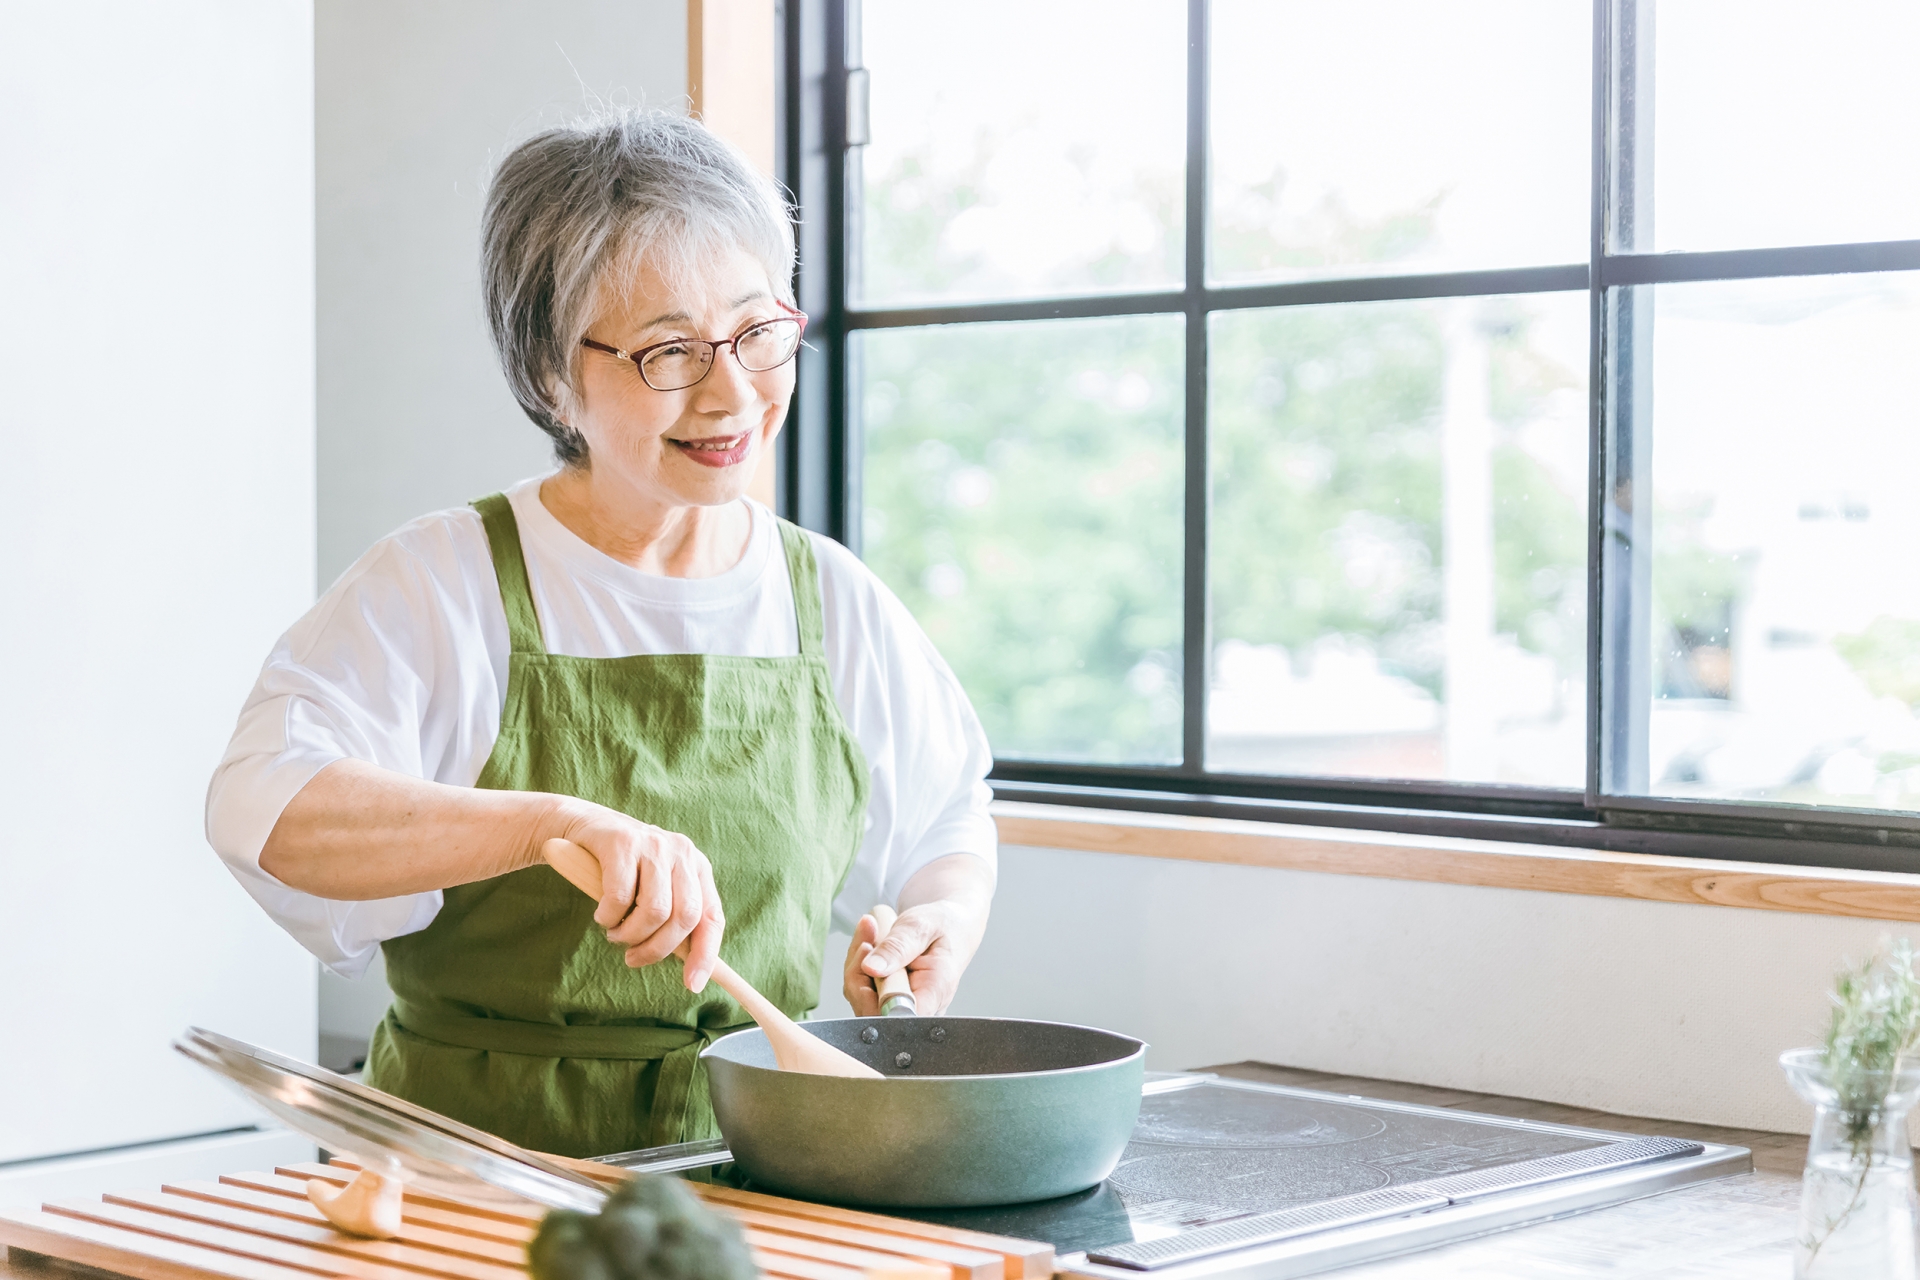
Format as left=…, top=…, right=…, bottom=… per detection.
left=699, top=1014, right=1150, bottom=1082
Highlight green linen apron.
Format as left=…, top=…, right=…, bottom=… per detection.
left=363, top=494, right=868, bottom=1158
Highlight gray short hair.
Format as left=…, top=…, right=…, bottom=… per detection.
left=481, top=109, right=796, bottom=465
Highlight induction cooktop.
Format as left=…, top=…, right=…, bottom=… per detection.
left=605, top=1074, right=1751, bottom=1278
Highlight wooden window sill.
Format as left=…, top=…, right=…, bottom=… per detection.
left=991, top=801, right=1920, bottom=924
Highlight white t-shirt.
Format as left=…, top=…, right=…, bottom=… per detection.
left=205, top=479, right=997, bottom=979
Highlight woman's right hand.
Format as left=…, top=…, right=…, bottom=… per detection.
left=551, top=804, right=725, bottom=992
left=259, top=762, right=726, bottom=991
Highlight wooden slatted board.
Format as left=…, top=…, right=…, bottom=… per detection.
left=0, top=1159, right=1054, bottom=1280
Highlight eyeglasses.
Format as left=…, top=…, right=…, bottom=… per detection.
left=580, top=307, right=808, bottom=392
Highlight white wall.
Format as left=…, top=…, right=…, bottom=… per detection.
left=0, top=0, right=319, bottom=1164
left=316, top=0, right=687, bottom=588
left=826, top=843, right=1902, bottom=1137
left=315, top=0, right=687, bottom=1052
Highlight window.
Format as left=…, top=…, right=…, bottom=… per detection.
left=779, top=0, right=1920, bottom=864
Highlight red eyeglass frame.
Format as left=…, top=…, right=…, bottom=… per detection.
left=580, top=301, right=809, bottom=391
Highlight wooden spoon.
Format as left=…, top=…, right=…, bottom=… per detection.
left=542, top=838, right=882, bottom=1079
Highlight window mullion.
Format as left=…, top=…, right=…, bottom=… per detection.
left=782, top=0, right=849, bottom=540
left=1584, top=0, right=1610, bottom=804
left=1181, top=0, right=1211, bottom=776
left=1596, top=0, right=1656, bottom=799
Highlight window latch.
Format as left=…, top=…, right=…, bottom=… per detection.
left=845, top=66, right=870, bottom=147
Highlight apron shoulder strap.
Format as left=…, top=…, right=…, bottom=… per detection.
left=471, top=492, right=547, bottom=656
left=776, top=518, right=826, bottom=659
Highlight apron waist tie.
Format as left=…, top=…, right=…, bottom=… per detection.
left=389, top=998, right=747, bottom=1147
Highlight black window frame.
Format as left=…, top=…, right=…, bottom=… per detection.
left=776, top=0, right=1920, bottom=873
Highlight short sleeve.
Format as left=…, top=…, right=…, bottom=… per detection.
left=203, top=510, right=507, bottom=977
left=810, top=535, right=997, bottom=934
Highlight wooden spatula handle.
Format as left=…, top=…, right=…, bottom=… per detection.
left=869, top=904, right=918, bottom=1016
left=541, top=837, right=887, bottom=1078
left=543, top=835, right=607, bottom=901
left=539, top=838, right=821, bottom=1054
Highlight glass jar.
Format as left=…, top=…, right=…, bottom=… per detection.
left=1780, top=1047, right=1920, bottom=1279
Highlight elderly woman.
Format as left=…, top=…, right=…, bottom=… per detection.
left=206, top=110, right=996, bottom=1157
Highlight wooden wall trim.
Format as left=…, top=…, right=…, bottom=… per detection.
left=686, top=0, right=778, bottom=509
left=992, top=801, right=1920, bottom=924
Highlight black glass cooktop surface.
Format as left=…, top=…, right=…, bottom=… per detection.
left=883, top=1076, right=1615, bottom=1256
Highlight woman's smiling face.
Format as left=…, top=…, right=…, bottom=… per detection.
left=569, top=246, right=795, bottom=509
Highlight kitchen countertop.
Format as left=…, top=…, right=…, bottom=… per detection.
left=1, top=1062, right=1815, bottom=1279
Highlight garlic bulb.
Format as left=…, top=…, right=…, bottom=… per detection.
left=307, top=1168, right=404, bottom=1239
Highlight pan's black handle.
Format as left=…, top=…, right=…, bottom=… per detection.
left=870, top=905, right=918, bottom=1016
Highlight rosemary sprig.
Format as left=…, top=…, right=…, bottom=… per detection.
left=1802, top=939, right=1920, bottom=1268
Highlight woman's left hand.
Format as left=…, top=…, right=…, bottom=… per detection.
left=843, top=854, right=994, bottom=1017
